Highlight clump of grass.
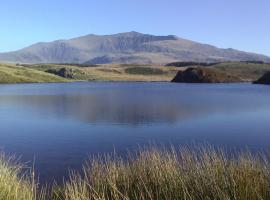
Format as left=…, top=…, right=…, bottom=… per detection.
left=0, top=153, right=44, bottom=200
left=61, top=146, right=270, bottom=200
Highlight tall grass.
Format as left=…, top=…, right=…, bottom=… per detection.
left=0, top=153, right=45, bottom=200
left=1, top=146, right=270, bottom=200
left=61, top=146, right=270, bottom=200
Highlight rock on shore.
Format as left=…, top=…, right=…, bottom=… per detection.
left=253, top=71, right=270, bottom=85
left=171, top=67, right=241, bottom=83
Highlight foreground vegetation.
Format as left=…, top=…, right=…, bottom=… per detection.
left=0, top=153, right=44, bottom=200
left=1, top=146, right=270, bottom=200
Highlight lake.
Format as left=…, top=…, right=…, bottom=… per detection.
left=0, top=82, right=270, bottom=183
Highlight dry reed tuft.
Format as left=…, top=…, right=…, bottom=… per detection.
left=59, top=146, right=270, bottom=200
left=0, top=153, right=45, bottom=200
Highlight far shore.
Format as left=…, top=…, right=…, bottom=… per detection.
left=0, top=61, right=270, bottom=84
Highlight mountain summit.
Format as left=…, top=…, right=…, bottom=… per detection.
left=0, top=32, right=269, bottom=64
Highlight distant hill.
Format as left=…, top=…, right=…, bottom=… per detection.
left=0, top=31, right=270, bottom=64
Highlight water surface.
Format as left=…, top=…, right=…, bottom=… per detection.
left=0, top=82, right=269, bottom=182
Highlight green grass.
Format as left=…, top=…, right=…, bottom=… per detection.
left=1, top=146, right=270, bottom=199
left=0, top=64, right=68, bottom=84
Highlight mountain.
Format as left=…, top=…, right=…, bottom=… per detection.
left=0, top=31, right=270, bottom=64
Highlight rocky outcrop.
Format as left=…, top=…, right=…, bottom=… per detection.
left=253, top=71, right=270, bottom=85
left=46, top=68, right=79, bottom=79
left=171, top=67, right=241, bottom=83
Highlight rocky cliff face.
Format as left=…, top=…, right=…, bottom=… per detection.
left=1, top=32, right=270, bottom=64
left=253, top=71, right=270, bottom=85
left=171, top=67, right=242, bottom=83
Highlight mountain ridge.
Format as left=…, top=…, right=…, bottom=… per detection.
left=0, top=31, right=269, bottom=64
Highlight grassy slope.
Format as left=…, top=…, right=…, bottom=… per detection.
left=83, top=65, right=179, bottom=81
left=26, top=64, right=180, bottom=82
left=211, top=62, right=270, bottom=81
left=0, top=63, right=68, bottom=84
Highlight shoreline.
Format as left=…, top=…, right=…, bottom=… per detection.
left=0, top=80, right=254, bottom=86
left=1, top=61, right=270, bottom=84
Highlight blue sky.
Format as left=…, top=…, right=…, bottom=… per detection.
left=0, top=0, right=269, bottom=56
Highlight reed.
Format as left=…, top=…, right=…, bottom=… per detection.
left=1, top=146, right=270, bottom=200
left=60, top=146, right=270, bottom=200
left=0, top=153, right=45, bottom=200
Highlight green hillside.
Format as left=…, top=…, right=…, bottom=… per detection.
left=0, top=63, right=68, bottom=83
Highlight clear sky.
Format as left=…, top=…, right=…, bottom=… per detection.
left=0, top=0, right=269, bottom=56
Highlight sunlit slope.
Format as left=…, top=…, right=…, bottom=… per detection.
left=0, top=63, right=68, bottom=83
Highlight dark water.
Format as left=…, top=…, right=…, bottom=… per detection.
left=0, top=82, right=270, bottom=182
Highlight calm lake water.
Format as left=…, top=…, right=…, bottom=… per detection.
left=0, top=82, right=270, bottom=182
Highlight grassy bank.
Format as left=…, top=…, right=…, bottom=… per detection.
left=1, top=146, right=270, bottom=200
left=0, top=63, right=67, bottom=84
left=0, top=63, right=178, bottom=83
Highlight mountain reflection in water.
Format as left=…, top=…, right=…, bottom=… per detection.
left=0, top=85, right=268, bottom=125
left=0, top=82, right=270, bottom=183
